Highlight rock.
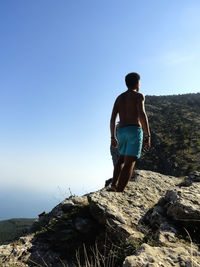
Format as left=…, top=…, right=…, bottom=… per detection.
left=49, top=195, right=88, bottom=219
left=145, top=184, right=200, bottom=228
left=88, top=170, right=180, bottom=244
left=105, top=177, right=112, bottom=187
left=61, top=201, right=74, bottom=212
left=143, top=182, right=200, bottom=250
left=180, top=176, right=193, bottom=187
left=31, top=195, right=88, bottom=232
left=123, top=243, right=200, bottom=267
left=164, top=186, right=200, bottom=221
left=1, top=169, right=200, bottom=267
left=74, top=217, right=95, bottom=234
left=179, top=172, right=200, bottom=187
left=189, top=171, right=200, bottom=182
left=0, top=235, right=33, bottom=267
left=89, top=170, right=180, bottom=227
left=0, top=234, right=63, bottom=267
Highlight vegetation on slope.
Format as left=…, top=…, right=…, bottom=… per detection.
left=0, top=218, right=35, bottom=245
left=137, top=93, right=200, bottom=176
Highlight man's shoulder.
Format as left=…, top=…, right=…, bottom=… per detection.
left=136, top=92, right=145, bottom=101
left=115, top=92, right=126, bottom=101
left=118, top=91, right=126, bottom=98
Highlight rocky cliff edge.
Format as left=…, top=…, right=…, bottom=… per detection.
left=1, top=170, right=200, bottom=266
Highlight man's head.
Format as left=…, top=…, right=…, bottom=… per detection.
left=125, top=72, right=140, bottom=91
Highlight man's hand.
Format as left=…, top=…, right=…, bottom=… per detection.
left=144, top=136, right=151, bottom=150
left=111, top=137, right=118, bottom=148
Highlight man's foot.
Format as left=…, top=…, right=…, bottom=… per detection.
left=111, top=184, right=117, bottom=191
left=107, top=184, right=117, bottom=192
left=116, top=188, right=124, bottom=192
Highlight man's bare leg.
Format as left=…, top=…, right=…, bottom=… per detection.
left=111, top=155, right=125, bottom=191
left=116, top=155, right=137, bottom=192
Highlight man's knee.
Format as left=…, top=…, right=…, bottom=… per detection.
left=124, top=155, right=137, bottom=167
left=123, top=161, right=135, bottom=170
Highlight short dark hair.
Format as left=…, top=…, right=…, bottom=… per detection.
left=125, top=72, right=140, bottom=88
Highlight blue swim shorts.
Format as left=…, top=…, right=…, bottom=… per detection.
left=116, top=125, right=143, bottom=158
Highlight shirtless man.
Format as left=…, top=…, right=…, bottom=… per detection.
left=110, top=72, right=150, bottom=192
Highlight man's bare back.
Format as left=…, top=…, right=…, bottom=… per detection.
left=115, top=90, right=142, bottom=128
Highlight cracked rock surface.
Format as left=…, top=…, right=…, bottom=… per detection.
left=1, top=170, right=200, bottom=266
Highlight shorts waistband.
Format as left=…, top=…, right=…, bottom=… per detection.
left=118, top=124, right=141, bottom=129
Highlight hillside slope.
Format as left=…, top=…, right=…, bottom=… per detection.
left=0, top=218, right=35, bottom=245
left=137, top=93, right=200, bottom=176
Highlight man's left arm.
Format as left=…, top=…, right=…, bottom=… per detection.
left=110, top=99, right=118, bottom=147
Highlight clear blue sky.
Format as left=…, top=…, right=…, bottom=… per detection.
left=0, top=0, right=200, bottom=219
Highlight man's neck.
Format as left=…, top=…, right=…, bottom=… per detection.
left=128, top=88, right=138, bottom=92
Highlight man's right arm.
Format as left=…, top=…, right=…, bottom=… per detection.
left=137, top=94, right=151, bottom=149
